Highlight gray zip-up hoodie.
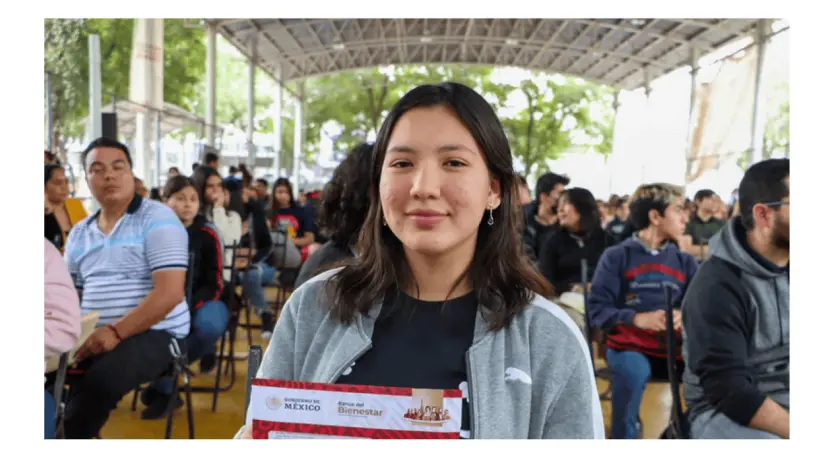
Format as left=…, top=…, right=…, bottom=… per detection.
left=681, top=217, right=789, bottom=427
left=238, top=268, right=604, bottom=439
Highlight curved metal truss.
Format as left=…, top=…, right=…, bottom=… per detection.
left=208, top=19, right=762, bottom=91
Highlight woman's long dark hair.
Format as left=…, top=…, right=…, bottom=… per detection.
left=318, top=142, right=373, bottom=249
left=271, top=177, right=297, bottom=209
left=328, top=82, right=551, bottom=332
left=191, top=166, right=222, bottom=218
left=163, top=175, right=196, bottom=199
left=560, top=187, right=602, bottom=236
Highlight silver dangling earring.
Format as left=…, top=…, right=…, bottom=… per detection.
left=487, top=207, right=494, bottom=226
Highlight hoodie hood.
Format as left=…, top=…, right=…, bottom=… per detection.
left=709, top=217, right=785, bottom=279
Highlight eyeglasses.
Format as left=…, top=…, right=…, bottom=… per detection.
left=761, top=200, right=789, bottom=208
left=87, top=163, right=129, bottom=177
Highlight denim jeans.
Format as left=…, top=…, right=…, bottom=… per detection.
left=150, top=300, right=229, bottom=396
left=606, top=348, right=652, bottom=439
left=242, top=263, right=277, bottom=314
left=45, top=390, right=56, bottom=439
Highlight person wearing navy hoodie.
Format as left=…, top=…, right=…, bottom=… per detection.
left=140, top=176, right=228, bottom=419
left=588, top=183, right=698, bottom=439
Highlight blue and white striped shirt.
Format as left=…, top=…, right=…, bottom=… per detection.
left=64, top=195, right=191, bottom=338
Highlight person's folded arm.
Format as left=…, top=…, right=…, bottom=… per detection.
left=683, top=277, right=778, bottom=431
left=113, top=217, right=189, bottom=339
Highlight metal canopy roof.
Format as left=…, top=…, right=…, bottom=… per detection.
left=208, top=18, right=761, bottom=90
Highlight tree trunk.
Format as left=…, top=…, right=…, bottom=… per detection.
left=367, top=75, right=390, bottom=137
left=524, top=91, right=536, bottom=177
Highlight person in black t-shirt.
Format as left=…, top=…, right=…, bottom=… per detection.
left=239, top=83, right=603, bottom=440
left=270, top=177, right=318, bottom=263
left=685, top=189, right=726, bottom=260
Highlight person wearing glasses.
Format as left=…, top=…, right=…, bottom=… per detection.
left=681, top=159, right=789, bottom=439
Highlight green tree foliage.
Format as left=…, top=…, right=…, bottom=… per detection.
left=493, top=75, right=615, bottom=176
left=284, top=66, right=613, bottom=174
left=298, top=65, right=499, bottom=157
left=762, top=86, right=789, bottom=159
left=45, top=19, right=205, bottom=150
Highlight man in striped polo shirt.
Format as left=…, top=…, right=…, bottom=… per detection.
left=63, top=137, right=190, bottom=439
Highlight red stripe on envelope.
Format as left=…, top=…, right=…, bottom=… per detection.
left=252, top=379, right=462, bottom=398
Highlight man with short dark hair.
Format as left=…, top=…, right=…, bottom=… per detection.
left=204, top=152, right=219, bottom=170
left=681, top=158, right=789, bottom=439
left=605, top=196, right=632, bottom=243
left=168, top=166, right=180, bottom=178
left=255, top=178, right=272, bottom=209
left=522, top=172, right=570, bottom=263
left=685, top=189, right=726, bottom=260
left=588, top=183, right=697, bottom=439
left=64, top=137, right=190, bottom=438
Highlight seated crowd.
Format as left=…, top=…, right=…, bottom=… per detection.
left=43, top=82, right=789, bottom=440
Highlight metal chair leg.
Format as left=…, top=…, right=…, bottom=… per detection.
left=212, top=330, right=228, bottom=412
left=131, top=386, right=140, bottom=412
left=183, top=366, right=195, bottom=439
left=244, top=304, right=253, bottom=344
left=164, top=369, right=179, bottom=439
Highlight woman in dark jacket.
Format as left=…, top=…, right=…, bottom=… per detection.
left=295, top=143, right=373, bottom=288
left=140, top=176, right=228, bottom=419
left=539, top=187, right=613, bottom=296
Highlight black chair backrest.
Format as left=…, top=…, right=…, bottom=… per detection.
left=663, top=284, right=689, bottom=438
left=270, top=229, right=289, bottom=269
left=580, top=258, right=596, bottom=371
left=245, top=345, right=264, bottom=420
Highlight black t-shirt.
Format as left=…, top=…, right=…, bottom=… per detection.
left=335, top=290, right=478, bottom=438
left=271, top=206, right=317, bottom=238
left=538, top=226, right=612, bottom=295
left=45, top=213, right=65, bottom=250
left=686, top=214, right=726, bottom=246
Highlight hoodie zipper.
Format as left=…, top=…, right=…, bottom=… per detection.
left=774, top=278, right=784, bottom=346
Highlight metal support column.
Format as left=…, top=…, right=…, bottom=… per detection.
left=749, top=19, right=770, bottom=166
left=273, top=65, right=283, bottom=176
left=685, top=46, right=700, bottom=184
left=206, top=23, right=217, bottom=148
left=608, top=90, right=620, bottom=194
left=88, top=34, right=102, bottom=142
left=155, top=113, right=162, bottom=186
left=292, top=83, right=304, bottom=194
left=46, top=72, right=53, bottom=152
left=247, top=35, right=257, bottom=167
left=641, top=67, right=652, bottom=184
